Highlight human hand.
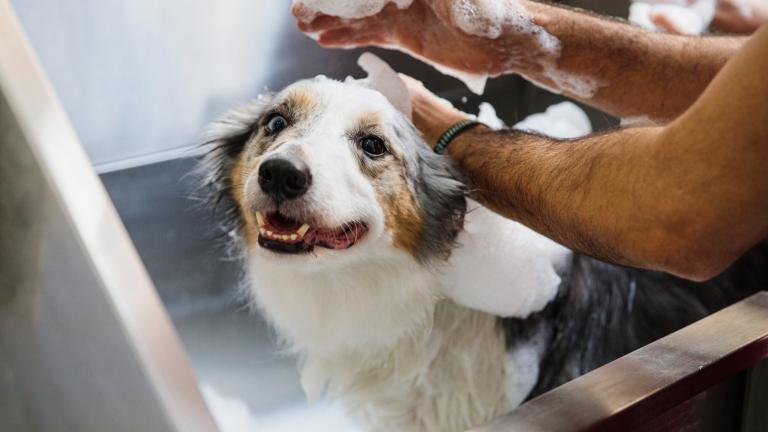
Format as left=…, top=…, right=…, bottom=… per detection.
left=711, top=0, right=768, bottom=33
left=398, top=74, right=470, bottom=148
left=292, top=0, right=548, bottom=76
left=646, top=0, right=768, bottom=34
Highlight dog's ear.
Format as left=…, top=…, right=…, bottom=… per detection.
left=410, top=136, right=467, bottom=262
left=357, top=52, right=412, bottom=120
left=198, top=93, right=274, bottom=245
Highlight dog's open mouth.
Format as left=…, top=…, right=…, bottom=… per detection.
left=255, top=211, right=368, bottom=254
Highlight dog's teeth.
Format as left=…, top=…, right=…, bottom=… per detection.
left=290, top=234, right=298, bottom=241
left=281, top=235, right=289, bottom=241
left=297, top=224, right=310, bottom=236
left=266, top=230, right=274, bottom=237
left=256, top=211, right=265, bottom=227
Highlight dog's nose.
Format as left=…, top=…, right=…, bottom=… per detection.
left=258, top=156, right=311, bottom=202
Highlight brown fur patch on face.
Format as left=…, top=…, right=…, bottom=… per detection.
left=383, top=180, right=423, bottom=255
left=372, top=164, right=424, bottom=256
left=229, top=150, right=260, bottom=247
left=284, top=86, right=318, bottom=115
left=351, top=112, right=423, bottom=255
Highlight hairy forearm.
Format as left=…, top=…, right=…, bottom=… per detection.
left=447, top=119, right=765, bottom=280
left=501, top=1, right=745, bottom=121
left=447, top=126, right=681, bottom=272
left=447, top=23, right=768, bottom=279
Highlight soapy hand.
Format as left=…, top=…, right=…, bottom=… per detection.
left=639, top=0, right=768, bottom=34
left=711, top=0, right=768, bottom=33
left=292, top=0, right=542, bottom=76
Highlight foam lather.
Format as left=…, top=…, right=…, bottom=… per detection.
left=629, top=0, right=716, bottom=34
left=294, top=0, right=414, bottom=19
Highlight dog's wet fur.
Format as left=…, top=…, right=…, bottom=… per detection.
left=202, top=76, right=767, bottom=432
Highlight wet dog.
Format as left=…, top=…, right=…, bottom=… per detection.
left=202, top=75, right=766, bottom=432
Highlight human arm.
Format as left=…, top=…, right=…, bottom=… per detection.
left=404, top=25, right=768, bottom=281
left=294, top=0, right=746, bottom=121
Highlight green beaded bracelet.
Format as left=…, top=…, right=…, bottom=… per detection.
left=434, top=119, right=481, bottom=155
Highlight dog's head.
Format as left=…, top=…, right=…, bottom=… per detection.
left=204, top=76, right=466, bottom=270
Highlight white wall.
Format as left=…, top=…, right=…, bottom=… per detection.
left=9, top=0, right=357, bottom=169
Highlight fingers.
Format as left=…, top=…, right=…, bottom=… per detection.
left=398, top=74, right=429, bottom=94
left=316, top=25, right=390, bottom=48
left=296, top=14, right=350, bottom=32
left=291, top=3, right=313, bottom=22
left=292, top=1, right=364, bottom=34
left=650, top=11, right=692, bottom=34
left=316, top=30, right=376, bottom=48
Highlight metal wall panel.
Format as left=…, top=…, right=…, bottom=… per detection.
left=0, top=2, right=218, bottom=430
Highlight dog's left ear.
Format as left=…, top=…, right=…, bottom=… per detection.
left=199, top=93, right=274, bottom=245
left=409, top=137, right=467, bottom=262
left=357, top=52, right=412, bottom=120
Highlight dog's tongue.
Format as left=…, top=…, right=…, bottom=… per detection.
left=305, top=224, right=367, bottom=249
left=264, top=212, right=367, bottom=250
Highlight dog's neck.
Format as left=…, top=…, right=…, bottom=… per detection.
left=247, top=248, right=440, bottom=355
left=247, top=250, right=441, bottom=399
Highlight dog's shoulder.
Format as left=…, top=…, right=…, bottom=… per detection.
left=438, top=201, right=571, bottom=319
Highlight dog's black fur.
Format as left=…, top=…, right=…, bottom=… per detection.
left=501, top=240, right=768, bottom=399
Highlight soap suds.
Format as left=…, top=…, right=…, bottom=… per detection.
left=439, top=101, right=589, bottom=318
left=621, top=115, right=656, bottom=126
left=381, top=43, right=489, bottom=94
left=203, top=384, right=360, bottom=432
left=629, top=0, right=716, bottom=34
left=734, top=0, right=754, bottom=18
left=428, top=59, right=489, bottom=94
left=293, top=0, right=414, bottom=20
left=450, top=0, right=561, bottom=56
left=513, top=101, right=592, bottom=139
left=450, top=0, right=535, bottom=39
left=299, top=0, right=603, bottom=97
left=540, top=68, right=604, bottom=99
left=447, top=0, right=604, bottom=97
left=477, top=102, right=505, bottom=129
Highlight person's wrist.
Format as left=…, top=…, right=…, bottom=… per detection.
left=443, top=123, right=488, bottom=160
left=413, top=107, right=468, bottom=149
left=422, top=115, right=468, bottom=149
left=434, top=119, right=482, bottom=154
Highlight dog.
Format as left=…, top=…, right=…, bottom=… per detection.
left=201, top=73, right=767, bottom=432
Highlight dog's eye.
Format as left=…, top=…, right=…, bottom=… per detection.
left=265, top=114, right=288, bottom=135
left=360, top=136, right=387, bottom=158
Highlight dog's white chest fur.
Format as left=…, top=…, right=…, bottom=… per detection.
left=306, top=300, right=510, bottom=432
left=246, top=205, right=567, bottom=432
